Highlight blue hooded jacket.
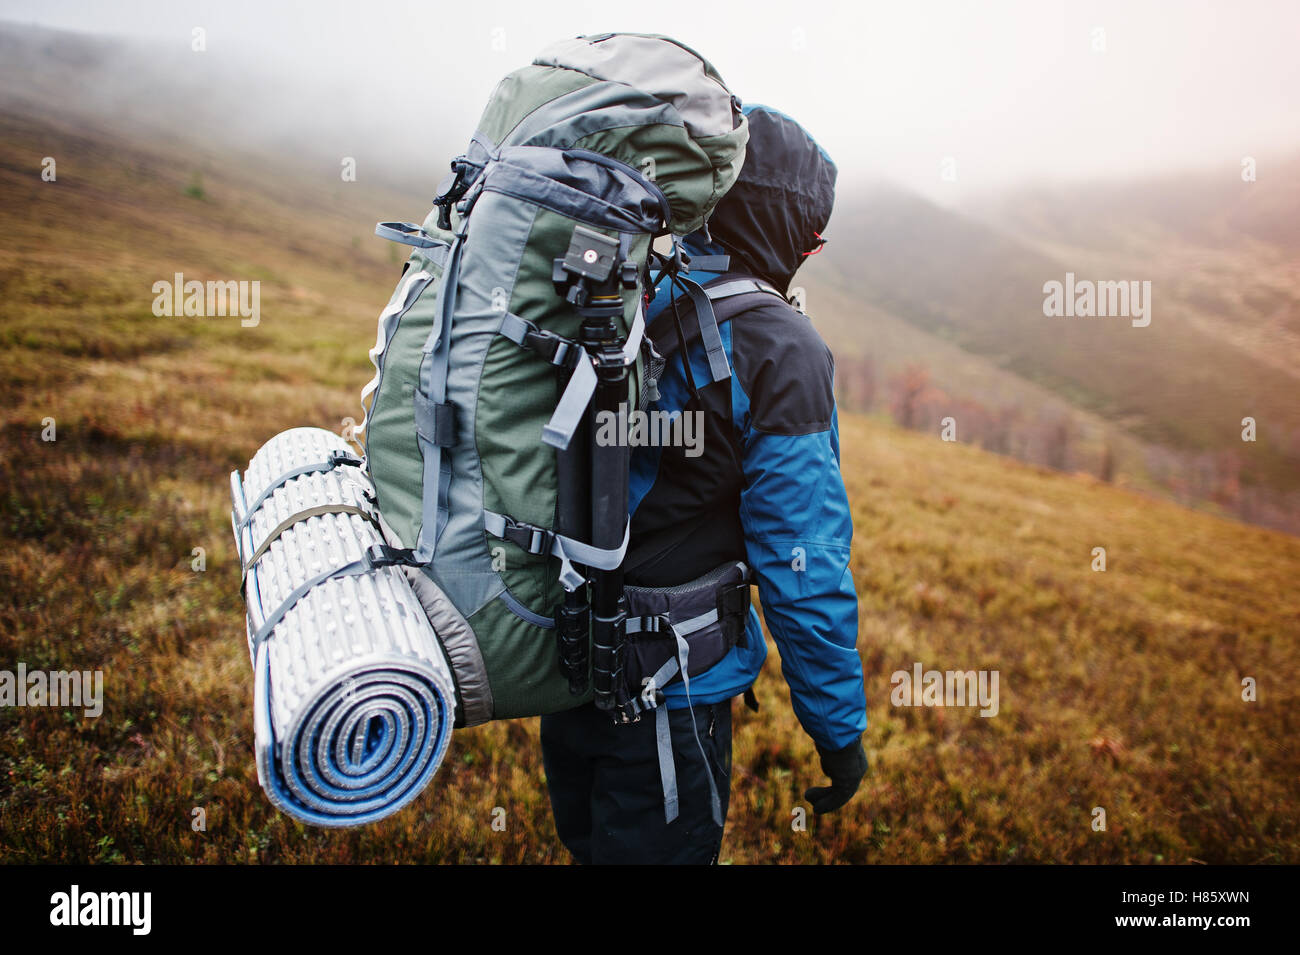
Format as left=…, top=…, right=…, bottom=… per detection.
left=626, top=105, right=866, bottom=751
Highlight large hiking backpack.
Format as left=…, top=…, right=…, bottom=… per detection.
left=358, top=34, right=749, bottom=724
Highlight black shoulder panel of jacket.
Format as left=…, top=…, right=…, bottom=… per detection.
left=731, top=295, right=836, bottom=436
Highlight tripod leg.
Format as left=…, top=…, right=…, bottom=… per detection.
left=589, top=330, right=632, bottom=719
left=554, top=396, right=591, bottom=694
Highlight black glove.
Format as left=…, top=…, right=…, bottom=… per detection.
left=803, top=736, right=868, bottom=815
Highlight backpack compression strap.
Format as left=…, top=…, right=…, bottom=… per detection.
left=239, top=501, right=383, bottom=594
left=235, top=450, right=363, bottom=532
left=249, top=544, right=416, bottom=651
left=483, top=510, right=629, bottom=592
left=410, top=208, right=469, bottom=565
left=667, top=276, right=732, bottom=383
left=540, top=298, right=645, bottom=450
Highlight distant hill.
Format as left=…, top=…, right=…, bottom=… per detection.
left=971, top=161, right=1300, bottom=376
left=804, top=178, right=1300, bottom=532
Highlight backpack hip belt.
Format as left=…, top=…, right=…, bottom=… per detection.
left=622, top=560, right=753, bottom=705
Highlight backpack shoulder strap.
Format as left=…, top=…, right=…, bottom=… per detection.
left=701, top=277, right=783, bottom=301
left=646, top=274, right=786, bottom=361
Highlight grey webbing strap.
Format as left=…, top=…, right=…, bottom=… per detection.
left=635, top=608, right=728, bottom=824
left=431, top=226, right=467, bottom=542
left=651, top=624, right=724, bottom=827
left=237, top=452, right=362, bottom=531
left=671, top=608, right=718, bottom=638
left=541, top=300, right=645, bottom=450
left=655, top=704, right=677, bottom=822
left=671, top=624, right=725, bottom=828
left=674, top=277, right=731, bottom=384
left=482, top=509, right=629, bottom=592
left=684, top=254, right=730, bottom=272
left=626, top=607, right=719, bottom=637
left=250, top=545, right=413, bottom=650
left=642, top=656, right=680, bottom=702
left=413, top=225, right=465, bottom=563
left=241, top=503, right=380, bottom=582
left=413, top=390, right=456, bottom=448
left=703, top=278, right=783, bottom=301
left=542, top=357, right=597, bottom=450
left=647, top=655, right=683, bottom=823
left=552, top=526, right=628, bottom=573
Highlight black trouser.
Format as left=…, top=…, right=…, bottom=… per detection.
left=540, top=698, right=733, bottom=865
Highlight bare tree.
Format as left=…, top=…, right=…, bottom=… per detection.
left=888, top=363, right=932, bottom=431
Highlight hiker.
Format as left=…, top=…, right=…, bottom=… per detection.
left=539, top=105, right=868, bottom=864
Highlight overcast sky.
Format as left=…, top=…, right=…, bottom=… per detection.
left=3, top=0, right=1298, bottom=201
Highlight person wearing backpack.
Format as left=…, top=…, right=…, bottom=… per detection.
left=539, top=104, right=869, bottom=865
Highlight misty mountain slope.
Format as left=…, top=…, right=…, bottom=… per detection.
left=972, top=162, right=1300, bottom=377
left=0, top=20, right=459, bottom=199
left=983, top=159, right=1300, bottom=253
left=815, top=184, right=1300, bottom=495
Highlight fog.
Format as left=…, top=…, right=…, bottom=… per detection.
left=3, top=0, right=1298, bottom=202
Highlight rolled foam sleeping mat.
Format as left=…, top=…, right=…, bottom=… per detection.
left=230, top=427, right=455, bottom=827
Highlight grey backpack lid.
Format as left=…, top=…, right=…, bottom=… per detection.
left=533, top=33, right=741, bottom=140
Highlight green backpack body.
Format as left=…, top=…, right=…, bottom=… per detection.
left=358, top=34, right=747, bottom=723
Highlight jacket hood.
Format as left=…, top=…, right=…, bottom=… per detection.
left=698, top=104, right=837, bottom=294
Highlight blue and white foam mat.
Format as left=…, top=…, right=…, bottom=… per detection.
left=230, top=427, right=455, bottom=827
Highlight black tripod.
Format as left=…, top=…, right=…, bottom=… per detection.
left=553, top=225, right=639, bottom=723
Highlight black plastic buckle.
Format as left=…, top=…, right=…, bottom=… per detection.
left=364, top=543, right=415, bottom=568
left=433, top=157, right=475, bottom=230
left=717, top=582, right=752, bottom=648
left=501, top=517, right=551, bottom=555
left=620, top=259, right=639, bottom=289
left=328, top=449, right=363, bottom=468
left=637, top=615, right=668, bottom=635
left=523, top=327, right=577, bottom=368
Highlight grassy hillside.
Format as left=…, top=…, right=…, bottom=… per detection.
left=1, top=105, right=1298, bottom=864
left=800, top=248, right=1157, bottom=491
